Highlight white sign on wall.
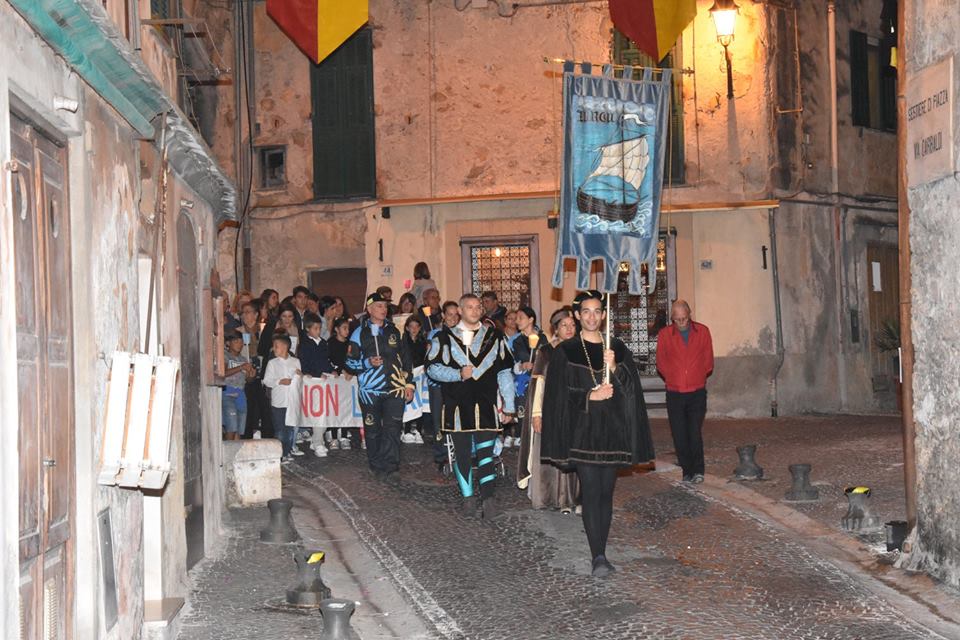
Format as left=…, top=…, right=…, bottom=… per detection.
left=906, top=55, right=955, bottom=188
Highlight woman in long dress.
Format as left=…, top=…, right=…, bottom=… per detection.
left=517, top=307, right=580, bottom=511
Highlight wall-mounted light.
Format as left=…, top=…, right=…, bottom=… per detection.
left=709, top=0, right=739, bottom=99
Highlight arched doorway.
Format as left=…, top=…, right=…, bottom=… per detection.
left=177, top=212, right=204, bottom=569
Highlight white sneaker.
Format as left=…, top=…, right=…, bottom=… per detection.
left=339, top=438, right=352, bottom=450
left=281, top=456, right=293, bottom=464
left=413, top=432, right=424, bottom=444
left=252, top=430, right=262, bottom=440
left=291, top=448, right=305, bottom=456
left=328, top=438, right=340, bottom=450
left=361, top=439, right=367, bottom=450
left=297, top=430, right=309, bottom=443
left=312, top=444, right=328, bottom=457
left=401, top=432, right=416, bottom=444
left=503, top=436, right=514, bottom=448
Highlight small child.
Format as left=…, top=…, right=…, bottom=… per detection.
left=223, top=330, right=256, bottom=440
left=298, top=313, right=334, bottom=456
left=263, top=334, right=302, bottom=462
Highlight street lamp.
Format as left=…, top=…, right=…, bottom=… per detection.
left=709, top=0, right=739, bottom=99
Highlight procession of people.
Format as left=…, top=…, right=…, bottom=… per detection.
left=222, top=261, right=712, bottom=577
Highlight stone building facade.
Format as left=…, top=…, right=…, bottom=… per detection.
left=217, top=0, right=899, bottom=418
left=0, top=1, right=235, bottom=638
left=901, top=0, right=960, bottom=590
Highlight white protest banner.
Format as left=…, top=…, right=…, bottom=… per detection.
left=402, top=365, right=431, bottom=423
left=287, top=366, right=430, bottom=429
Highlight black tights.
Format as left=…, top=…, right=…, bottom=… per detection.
left=576, top=464, right=618, bottom=560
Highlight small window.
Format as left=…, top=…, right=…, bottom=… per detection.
left=850, top=30, right=897, bottom=132
left=257, top=145, right=287, bottom=190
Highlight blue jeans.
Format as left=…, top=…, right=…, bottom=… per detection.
left=272, top=407, right=296, bottom=457
left=222, top=388, right=247, bottom=435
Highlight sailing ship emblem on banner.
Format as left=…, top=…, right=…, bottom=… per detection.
left=552, top=61, right=672, bottom=294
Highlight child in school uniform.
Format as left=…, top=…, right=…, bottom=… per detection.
left=297, top=313, right=334, bottom=456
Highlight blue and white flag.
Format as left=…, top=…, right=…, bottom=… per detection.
left=552, top=62, right=672, bottom=294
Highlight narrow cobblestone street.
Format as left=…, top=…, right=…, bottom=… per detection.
left=182, top=416, right=959, bottom=640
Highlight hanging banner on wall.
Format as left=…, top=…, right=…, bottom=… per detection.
left=552, top=62, right=673, bottom=294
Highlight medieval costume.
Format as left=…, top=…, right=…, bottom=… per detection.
left=517, top=339, right=579, bottom=511
left=541, top=305, right=655, bottom=576
left=426, top=321, right=515, bottom=518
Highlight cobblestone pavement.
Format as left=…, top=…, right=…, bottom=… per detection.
left=649, top=415, right=907, bottom=542
left=275, top=435, right=945, bottom=640
left=181, top=416, right=958, bottom=640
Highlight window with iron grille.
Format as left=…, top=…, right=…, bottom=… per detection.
left=464, top=242, right=536, bottom=313
left=310, top=28, right=376, bottom=199
left=612, top=30, right=685, bottom=185
left=611, top=234, right=671, bottom=375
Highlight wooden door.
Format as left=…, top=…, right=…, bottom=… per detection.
left=867, top=244, right=901, bottom=380
left=307, top=267, right=367, bottom=317
left=13, top=113, right=74, bottom=639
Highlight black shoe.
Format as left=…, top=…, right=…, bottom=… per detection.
left=482, top=495, right=506, bottom=520
left=681, top=474, right=694, bottom=483
left=591, top=555, right=615, bottom=578
left=383, top=471, right=401, bottom=486
left=459, top=495, right=480, bottom=517
left=691, top=473, right=704, bottom=484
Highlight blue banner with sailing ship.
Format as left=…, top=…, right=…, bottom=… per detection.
left=552, top=62, right=672, bottom=294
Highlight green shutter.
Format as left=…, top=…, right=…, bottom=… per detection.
left=611, top=29, right=684, bottom=184
left=849, top=30, right=870, bottom=127
left=310, top=29, right=376, bottom=199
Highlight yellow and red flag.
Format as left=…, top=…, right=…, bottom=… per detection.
left=266, top=0, right=368, bottom=64
left=610, top=0, right=697, bottom=61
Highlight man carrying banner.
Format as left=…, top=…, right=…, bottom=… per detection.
left=541, top=291, right=655, bottom=577
left=426, top=293, right=516, bottom=519
left=346, top=291, right=414, bottom=481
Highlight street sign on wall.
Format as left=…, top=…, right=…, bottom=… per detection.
left=906, top=55, right=955, bottom=188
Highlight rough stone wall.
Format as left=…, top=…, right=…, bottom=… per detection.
left=904, top=0, right=960, bottom=589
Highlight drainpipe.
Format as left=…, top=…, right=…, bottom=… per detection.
left=768, top=208, right=785, bottom=417
left=827, top=0, right=848, bottom=409
left=896, top=0, right=917, bottom=530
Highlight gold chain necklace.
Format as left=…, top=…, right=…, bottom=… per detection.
left=579, top=333, right=601, bottom=389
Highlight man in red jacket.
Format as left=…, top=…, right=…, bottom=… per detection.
left=656, top=300, right=714, bottom=483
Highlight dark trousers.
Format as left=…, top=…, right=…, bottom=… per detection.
left=576, top=464, right=618, bottom=560
left=361, top=394, right=404, bottom=473
left=426, top=386, right=448, bottom=463
left=271, top=407, right=295, bottom=457
left=244, top=380, right=273, bottom=439
left=666, top=388, right=708, bottom=477
left=450, top=431, right=499, bottom=499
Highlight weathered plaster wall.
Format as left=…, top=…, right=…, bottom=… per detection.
left=903, top=0, right=960, bottom=589
left=249, top=204, right=368, bottom=296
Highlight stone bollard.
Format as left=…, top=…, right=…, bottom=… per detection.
left=784, top=464, right=819, bottom=501
left=841, top=486, right=881, bottom=531
left=259, top=498, right=300, bottom=543
left=319, top=598, right=356, bottom=640
left=885, top=520, right=908, bottom=552
left=733, top=444, right=764, bottom=480
left=286, top=551, right=332, bottom=606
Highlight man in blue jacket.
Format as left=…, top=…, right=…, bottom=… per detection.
left=346, top=292, right=414, bottom=480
